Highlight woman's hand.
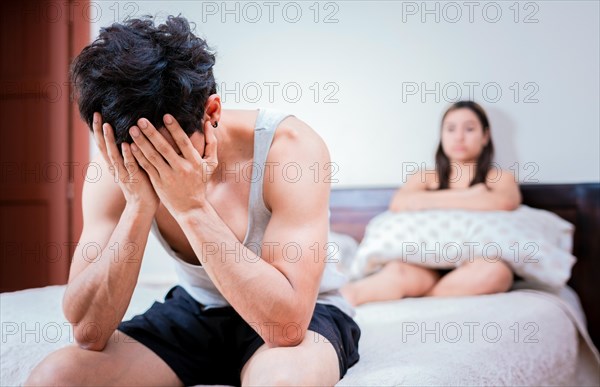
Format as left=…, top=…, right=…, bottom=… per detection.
left=469, top=183, right=489, bottom=196
left=92, top=112, right=160, bottom=214
left=128, top=114, right=218, bottom=219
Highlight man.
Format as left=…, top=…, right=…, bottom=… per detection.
left=25, top=15, right=360, bottom=387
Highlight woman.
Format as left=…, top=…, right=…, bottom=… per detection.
left=340, top=101, right=522, bottom=307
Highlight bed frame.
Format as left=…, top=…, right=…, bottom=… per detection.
left=329, top=183, right=600, bottom=347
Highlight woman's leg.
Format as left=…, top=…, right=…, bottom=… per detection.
left=426, top=258, right=513, bottom=297
left=340, top=260, right=440, bottom=306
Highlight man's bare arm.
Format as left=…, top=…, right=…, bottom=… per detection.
left=64, top=111, right=160, bottom=351
left=62, top=155, right=155, bottom=351
left=176, top=119, right=330, bottom=348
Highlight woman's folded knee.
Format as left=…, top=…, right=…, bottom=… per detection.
left=466, top=258, right=513, bottom=293
left=490, top=260, right=514, bottom=292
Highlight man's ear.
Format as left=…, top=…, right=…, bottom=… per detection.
left=203, top=94, right=222, bottom=123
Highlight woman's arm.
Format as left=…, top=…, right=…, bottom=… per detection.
left=390, top=169, right=522, bottom=212
left=388, top=170, right=429, bottom=212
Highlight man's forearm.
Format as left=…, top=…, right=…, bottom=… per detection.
left=176, top=203, right=304, bottom=347
left=63, top=205, right=154, bottom=350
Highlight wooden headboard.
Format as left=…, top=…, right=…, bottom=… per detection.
left=329, top=183, right=600, bottom=347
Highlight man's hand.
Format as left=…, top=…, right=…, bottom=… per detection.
left=128, top=114, right=219, bottom=218
left=92, top=112, right=159, bottom=214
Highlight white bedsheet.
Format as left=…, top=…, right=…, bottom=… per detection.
left=1, top=282, right=598, bottom=386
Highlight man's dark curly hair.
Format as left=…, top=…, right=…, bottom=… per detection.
left=70, top=15, right=217, bottom=149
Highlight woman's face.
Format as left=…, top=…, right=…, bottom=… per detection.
left=441, top=108, right=489, bottom=163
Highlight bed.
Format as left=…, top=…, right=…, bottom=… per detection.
left=1, top=183, right=599, bottom=386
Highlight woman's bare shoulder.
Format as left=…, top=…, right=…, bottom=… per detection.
left=401, top=168, right=438, bottom=191
left=422, top=168, right=439, bottom=190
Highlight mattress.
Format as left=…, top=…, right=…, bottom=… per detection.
left=1, top=282, right=598, bottom=386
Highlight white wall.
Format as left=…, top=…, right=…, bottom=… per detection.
left=90, top=0, right=600, bottom=187
left=87, top=1, right=599, bottom=282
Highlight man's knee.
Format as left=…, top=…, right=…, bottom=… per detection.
left=243, top=367, right=299, bottom=387
left=24, top=346, right=87, bottom=387
left=241, top=344, right=336, bottom=387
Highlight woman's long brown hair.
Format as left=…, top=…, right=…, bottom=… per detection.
left=435, top=101, right=494, bottom=190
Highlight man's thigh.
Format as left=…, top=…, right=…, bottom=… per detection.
left=240, top=330, right=339, bottom=386
left=25, top=330, right=182, bottom=386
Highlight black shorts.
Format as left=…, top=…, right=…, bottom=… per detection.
left=117, top=285, right=361, bottom=386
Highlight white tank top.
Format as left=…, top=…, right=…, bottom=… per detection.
left=150, top=108, right=355, bottom=318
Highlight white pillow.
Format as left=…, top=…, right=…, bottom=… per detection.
left=350, top=205, right=576, bottom=289
left=329, top=231, right=359, bottom=279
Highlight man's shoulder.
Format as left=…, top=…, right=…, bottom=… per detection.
left=271, top=115, right=328, bottom=157
left=262, top=115, right=331, bottom=211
